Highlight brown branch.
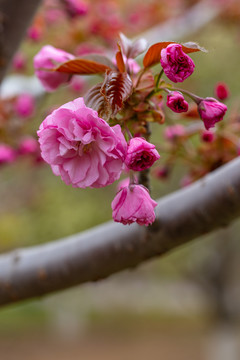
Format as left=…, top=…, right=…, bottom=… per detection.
left=0, top=157, right=240, bottom=307
left=0, top=0, right=42, bottom=84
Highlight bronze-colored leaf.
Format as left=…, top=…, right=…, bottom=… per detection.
left=115, top=43, right=126, bottom=73
left=102, top=71, right=133, bottom=116
left=55, top=57, right=112, bottom=75
left=143, top=42, right=175, bottom=68
left=143, top=41, right=206, bottom=68
left=84, top=83, right=110, bottom=119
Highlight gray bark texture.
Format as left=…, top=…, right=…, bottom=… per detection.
left=0, top=157, right=240, bottom=307
left=0, top=0, right=42, bottom=83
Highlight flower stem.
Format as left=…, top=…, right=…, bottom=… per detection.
left=155, top=69, right=164, bottom=89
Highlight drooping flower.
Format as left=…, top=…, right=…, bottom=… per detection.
left=125, top=137, right=160, bottom=171
left=166, top=91, right=189, bottom=113
left=34, top=45, right=74, bottom=92
left=14, top=94, right=35, bottom=119
left=160, top=44, right=195, bottom=83
left=111, top=184, right=157, bottom=225
left=198, top=97, right=227, bottom=130
left=38, top=97, right=127, bottom=188
left=214, top=82, right=229, bottom=101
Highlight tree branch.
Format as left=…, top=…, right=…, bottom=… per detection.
left=0, top=157, right=240, bottom=307
left=0, top=0, right=42, bottom=84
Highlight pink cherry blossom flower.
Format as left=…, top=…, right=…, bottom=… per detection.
left=198, top=97, right=227, bottom=130
left=18, top=137, right=39, bottom=155
left=214, top=82, right=229, bottom=101
left=166, top=91, right=189, bottom=113
left=164, top=124, right=185, bottom=141
left=111, top=184, right=157, bottom=225
left=34, top=45, right=74, bottom=92
left=38, top=97, right=127, bottom=188
left=0, top=144, right=16, bottom=164
left=14, top=94, right=35, bottom=119
left=125, top=137, right=160, bottom=171
left=160, top=44, right=195, bottom=83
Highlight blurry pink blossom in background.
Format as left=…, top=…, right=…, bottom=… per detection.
left=34, top=45, right=74, bottom=91
left=14, top=94, right=35, bottom=119
left=214, top=82, right=229, bottom=101
left=18, top=137, right=39, bottom=155
left=12, top=52, right=26, bottom=71
left=164, top=124, right=185, bottom=140
left=0, top=144, right=16, bottom=164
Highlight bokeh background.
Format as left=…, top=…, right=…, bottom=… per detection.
left=0, top=0, right=240, bottom=359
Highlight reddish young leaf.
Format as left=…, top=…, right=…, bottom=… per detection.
left=143, top=41, right=206, bottom=68
left=119, top=33, right=147, bottom=59
left=102, top=71, right=133, bottom=115
left=84, top=83, right=110, bottom=119
left=115, top=44, right=126, bottom=73
left=143, top=42, right=175, bottom=68
left=54, top=57, right=112, bottom=75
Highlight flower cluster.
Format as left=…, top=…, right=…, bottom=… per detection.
left=34, top=36, right=228, bottom=226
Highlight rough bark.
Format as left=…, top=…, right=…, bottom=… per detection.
left=0, top=0, right=42, bottom=83
left=0, top=157, right=240, bottom=307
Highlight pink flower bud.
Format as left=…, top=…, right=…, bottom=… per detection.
left=125, top=137, right=160, bottom=171
left=18, top=137, right=39, bottom=155
left=0, top=144, right=16, bottom=164
left=14, top=94, right=35, bottom=119
left=166, top=91, right=189, bottom=113
left=34, top=45, right=74, bottom=92
left=198, top=97, right=227, bottom=130
left=111, top=184, right=157, bottom=226
left=201, top=130, right=215, bottom=143
left=164, top=124, right=185, bottom=141
left=160, top=44, right=195, bottom=83
left=12, top=52, right=26, bottom=71
left=214, top=82, right=229, bottom=101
